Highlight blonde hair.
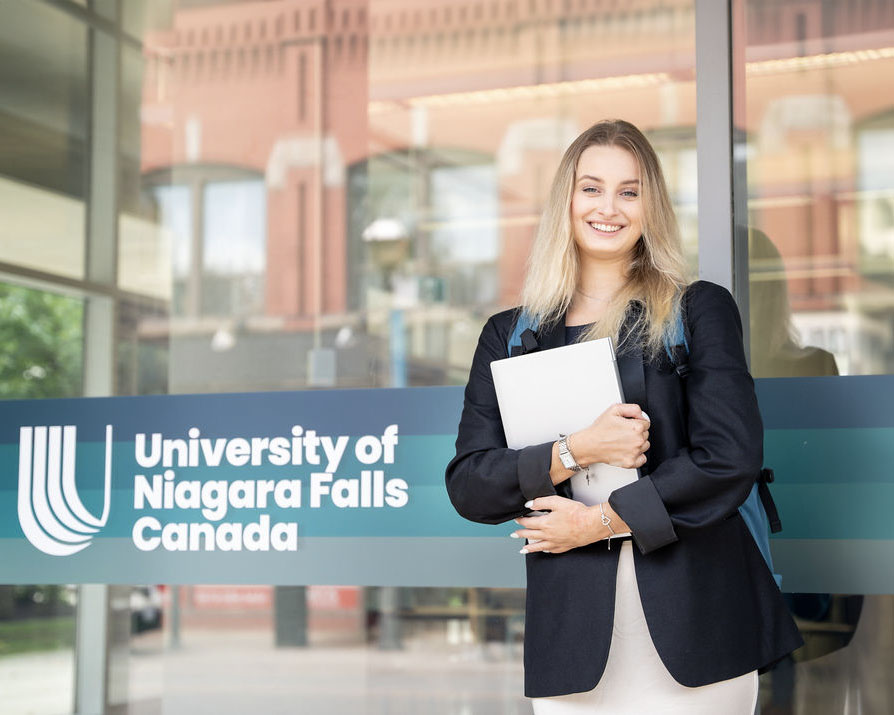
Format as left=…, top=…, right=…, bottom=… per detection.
left=520, top=119, right=688, bottom=357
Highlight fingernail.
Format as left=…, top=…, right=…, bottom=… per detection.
left=519, top=548, right=528, bottom=554
left=524, top=500, right=534, bottom=509
left=510, top=532, right=520, bottom=539
left=543, top=550, right=551, bottom=554
left=641, top=411, right=650, bottom=422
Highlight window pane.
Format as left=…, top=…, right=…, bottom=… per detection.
left=2, top=2, right=698, bottom=713
left=735, top=4, right=894, bottom=712
left=0, top=283, right=83, bottom=713
left=0, top=283, right=83, bottom=399
left=0, top=1, right=88, bottom=279
left=740, top=3, right=894, bottom=378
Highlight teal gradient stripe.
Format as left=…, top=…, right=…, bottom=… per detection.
left=762, top=427, right=894, bottom=539
left=0, top=537, right=526, bottom=587
left=763, top=427, right=894, bottom=485
left=3, top=533, right=894, bottom=592
left=771, top=483, right=894, bottom=540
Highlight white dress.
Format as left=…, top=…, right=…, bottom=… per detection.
left=531, top=542, right=758, bottom=715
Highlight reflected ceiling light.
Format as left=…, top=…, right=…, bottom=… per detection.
left=369, top=72, right=670, bottom=113
left=369, top=46, right=894, bottom=115
left=746, top=47, right=894, bottom=76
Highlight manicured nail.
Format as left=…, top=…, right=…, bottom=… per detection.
left=543, top=550, right=551, bottom=554
left=510, top=532, right=520, bottom=539
left=519, top=548, right=528, bottom=554
left=524, top=500, right=534, bottom=509
left=641, top=411, right=650, bottom=422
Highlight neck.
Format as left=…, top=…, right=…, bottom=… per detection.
left=576, top=259, right=628, bottom=302
left=566, top=261, right=628, bottom=326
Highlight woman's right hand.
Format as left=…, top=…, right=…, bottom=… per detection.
left=570, top=403, right=650, bottom=467
left=549, top=404, right=650, bottom=485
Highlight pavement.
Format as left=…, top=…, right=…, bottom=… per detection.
left=4, top=595, right=894, bottom=715
left=1, top=628, right=530, bottom=715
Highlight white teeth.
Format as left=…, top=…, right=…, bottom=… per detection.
left=590, top=222, right=622, bottom=233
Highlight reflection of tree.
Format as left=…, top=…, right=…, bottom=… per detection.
left=0, top=284, right=82, bottom=399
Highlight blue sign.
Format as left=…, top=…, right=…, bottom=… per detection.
left=2, top=378, right=893, bottom=591
left=0, top=387, right=523, bottom=586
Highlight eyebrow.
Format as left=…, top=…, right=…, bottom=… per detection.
left=577, top=175, right=640, bottom=186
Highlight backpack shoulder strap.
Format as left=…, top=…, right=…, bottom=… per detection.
left=663, top=289, right=691, bottom=377
left=507, top=309, right=540, bottom=357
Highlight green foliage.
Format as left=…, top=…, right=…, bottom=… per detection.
left=0, top=616, right=76, bottom=656
left=0, top=284, right=83, bottom=399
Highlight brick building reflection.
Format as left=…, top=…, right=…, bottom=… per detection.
left=137, top=0, right=894, bottom=389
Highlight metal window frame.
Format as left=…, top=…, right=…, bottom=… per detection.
left=695, top=0, right=749, bottom=354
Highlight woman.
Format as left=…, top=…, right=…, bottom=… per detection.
left=445, top=120, right=802, bottom=713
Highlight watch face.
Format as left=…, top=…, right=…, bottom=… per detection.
left=558, top=440, right=577, bottom=469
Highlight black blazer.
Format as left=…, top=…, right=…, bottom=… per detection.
left=445, top=280, right=802, bottom=698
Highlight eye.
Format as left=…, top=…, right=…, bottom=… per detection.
left=621, top=190, right=639, bottom=199
left=582, top=186, right=600, bottom=194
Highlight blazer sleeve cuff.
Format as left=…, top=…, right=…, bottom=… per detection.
left=609, top=476, right=678, bottom=554
left=518, top=441, right=557, bottom=501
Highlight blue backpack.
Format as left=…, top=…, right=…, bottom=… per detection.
left=507, top=306, right=783, bottom=587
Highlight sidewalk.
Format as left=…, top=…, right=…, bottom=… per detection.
left=1, top=629, right=530, bottom=715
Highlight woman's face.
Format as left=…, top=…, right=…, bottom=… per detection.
left=570, top=144, right=643, bottom=266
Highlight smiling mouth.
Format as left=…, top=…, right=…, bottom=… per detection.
left=588, top=222, right=623, bottom=233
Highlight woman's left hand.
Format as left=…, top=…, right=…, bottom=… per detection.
left=512, top=495, right=609, bottom=554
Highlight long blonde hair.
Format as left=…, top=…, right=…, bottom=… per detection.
left=520, top=119, right=688, bottom=357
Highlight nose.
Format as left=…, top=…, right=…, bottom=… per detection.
left=594, top=192, right=618, bottom=216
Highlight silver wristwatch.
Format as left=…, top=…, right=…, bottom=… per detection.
left=557, top=434, right=582, bottom=472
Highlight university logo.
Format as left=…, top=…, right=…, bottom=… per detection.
left=18, top=425, right=113, bottom=556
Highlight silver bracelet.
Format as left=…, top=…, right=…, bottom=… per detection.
left=600, top=503, right=615, bottom=550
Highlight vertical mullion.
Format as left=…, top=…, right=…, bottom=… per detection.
left=695, top=0, right=751, bottom=362
left=75, top=1, right=120, bottom=713
left=695, top=0, right=734, bottom=291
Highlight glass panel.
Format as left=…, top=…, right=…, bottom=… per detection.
left=1, top=1, right=697, bottom=712
left=0, top=283, right=83, bottom=712
left=106, top=0, right=698, bottom=710
left=741, top=2, right=894, bottom=378
left=121, top=0, right=698, bottom=395
left=736, top=3, right=894, bottom=712
left=0, top=1, right=87, bottom=279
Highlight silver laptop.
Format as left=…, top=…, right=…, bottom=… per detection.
left=490, top=337, right=638, bottom=518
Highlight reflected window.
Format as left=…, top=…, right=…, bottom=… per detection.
left=150, top=184, right=192, bottom=314
left=202, top=179, right=266, bottom=316
left=430, top=163, right=499, bottom=305
left=143, top=170, right=266, bottom=319
left=0, top=1, right=87, bottom=279
left=348, top=148, right=498, bottom=312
